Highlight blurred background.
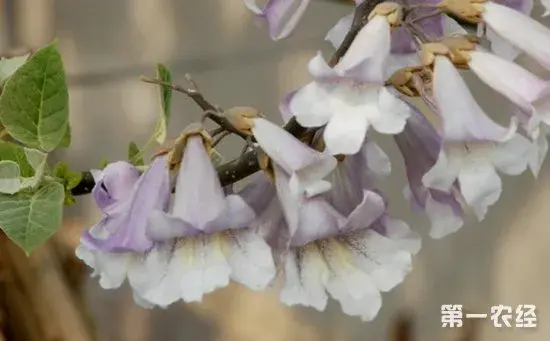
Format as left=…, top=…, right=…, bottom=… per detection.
left=0, top=0, right=550, bottom=340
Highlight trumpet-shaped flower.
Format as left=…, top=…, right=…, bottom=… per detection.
left=394, top=103, right=464, bottom=239
left=76, top=157, right=171, bottom=290
left=274, top=165, right=420, bottom=321
left=466, top=49, right=550, bottom=139
left=423, top=56, right=532, bottom=220
left=481, top=1, right=550, bottom=70
left=243, top=0, right=311, bottom=40
left=290, top=15, right=411, bottom=155
left=251, top=117, right=337, bottom=197
left=141, top=135, right=276, bottom=305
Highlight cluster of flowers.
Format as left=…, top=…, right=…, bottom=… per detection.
left=77, top=0, right=550, bottom=321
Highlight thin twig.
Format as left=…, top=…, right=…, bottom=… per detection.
left=70, top=0, right=384, bottom=195
left=212, top=131, right=231, bottom=148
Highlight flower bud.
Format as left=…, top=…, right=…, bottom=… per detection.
left=225, top=106, right=262, bottom=136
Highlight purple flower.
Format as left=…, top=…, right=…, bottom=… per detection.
left=274, top=164, right=420, bottom=321
left=481, top=1, right=550, bottom=68
left=251, top=117, right=337, bottom=197
left=325, top=139, right=390, bottom=215
left=394, top=104, right=465, bottom=239
left=83, top=157, right=171, bottom=253
left=76, top=158, right=171, bottom=291
left=423, top=56, right=532, bottom=220
left=289, top=16, right=411, bottom=155
left=243, top=0, right=312, bottom=40
left=467, top=49, right=550, bottom=139
left=141, top=135, right=276, bottom=305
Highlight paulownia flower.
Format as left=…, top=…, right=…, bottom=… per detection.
left=274, top=164, right=420, bottom=321
left=141, top=134, right=277, bottom=305
left=251, top=117, right=337, bottom=197
left=394, top=103, right=464, bottom=239
left=242, top=0, right=312, bottom=40
left=465, top=48, right=550, bottom=140
left=76, top=157, right=171, bottom=290
left=289, top=13, right=411, bottom=155
left=423, top=56, right=532, bottom=220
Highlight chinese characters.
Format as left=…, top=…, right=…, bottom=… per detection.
left=441, top=304, right=537, bottom=328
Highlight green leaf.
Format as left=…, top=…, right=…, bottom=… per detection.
left=128, top=141, right=144, bottom=166
left=0, top=181, right=65, bottom=254
left=20, top=147, right=48, bottom=188
left=0, top=41, right=69, bottom=151
left=0, top=141, right=33, bottom=177
left=66, top=170, right=82, bottom=190
left=53, top=160, right=82, bottom=190
left=152, top=64, right=172, bottom=144
left=0, top=160, right=22, bottom=194
left=58, top=125, right=71, bottom=148
left=0, top=53, right=30, bottom=86
left=99, top=158, right=110, bottom=169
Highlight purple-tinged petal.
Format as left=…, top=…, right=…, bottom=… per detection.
left=424, top=190, right=464, bottom=239
left=326, top=12, right=354, bottom=49
left=252, top=118, right=337, bottom=197
left=172, top=136, right=226, bottom=229
left=324, top=104, right=370, bottom=155
left=290, top=82, right=334, bottom=127
left=279, top=90, right=297, bottom=123
left=369, top=88, right=410, bottom=134
left=335, top=15, right=391, bottom=83
left=84, top=156, right=171, bottom=252
left=483, top=2, right=550, bottom=70
left=225, top=228, right=277, bottom=290
left=433, top=56, right=517, bottom=142
left=280, top=246, right=329, bottom=311
left=340, top=190, right=386, bottom=233
left=384, top=53, right=421, bottom=80
left=291, top=196, right=343, bottom=247
left=394, top=104, right=465, bottom=238
left=457, top=154, right=502, bottom=220
left=244, top=0, right=312, bottom=40
left=237, top=172, right=276, bottom=215
left=91, top=161, right=140, bottom=210
left=468, top=50, right=550, bottom=136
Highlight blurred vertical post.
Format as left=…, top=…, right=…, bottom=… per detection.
left=13, top=0, right=54, bottom=49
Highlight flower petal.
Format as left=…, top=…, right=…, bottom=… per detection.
left=422, top=149, right=462, bottom=191
left=324, top=109, right=369, bottom=155
left=364, top=139, right=391, bottom=177
left=425, top=194, right=464, bottom=239
left=468, top=50, right=550, bottom=111
left=269, top=0, right=312, bottom=40
left=290, top=82, right=334, bottom=127
left=483, top=2, right=550, bottom=70
left=226, top=228, right=277, bottom=290
left=253, top=118, right=336, bottom=194
left=458, top=156, right=502, bottom=220
left=341, top=190, right=386, bottom=233
left=335, top=15, right=391, bottom=83
left=280, top=246, right=329, bottom=311
left=326, top=12, right=354, bottom=49
left=369, top=88, right=410, bottom=134
left=528, top=132, right=549, bottom=177
left=176, top=236, right=232, bottom=302
left=433, top=56, right=517, bottom=142
left=291, top=196, right=342, bottom=246
left=489, top=134, right=532, bottom=176
left=92, top=161, right=141, bottom=210
left=322, top=239, right=382, bottom=321
left=172, top=136, right=226, bottom=230
left=84, top=156, right=171, bottom=252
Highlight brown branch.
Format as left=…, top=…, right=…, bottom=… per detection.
left=71, top=0, right=438, bottom=196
